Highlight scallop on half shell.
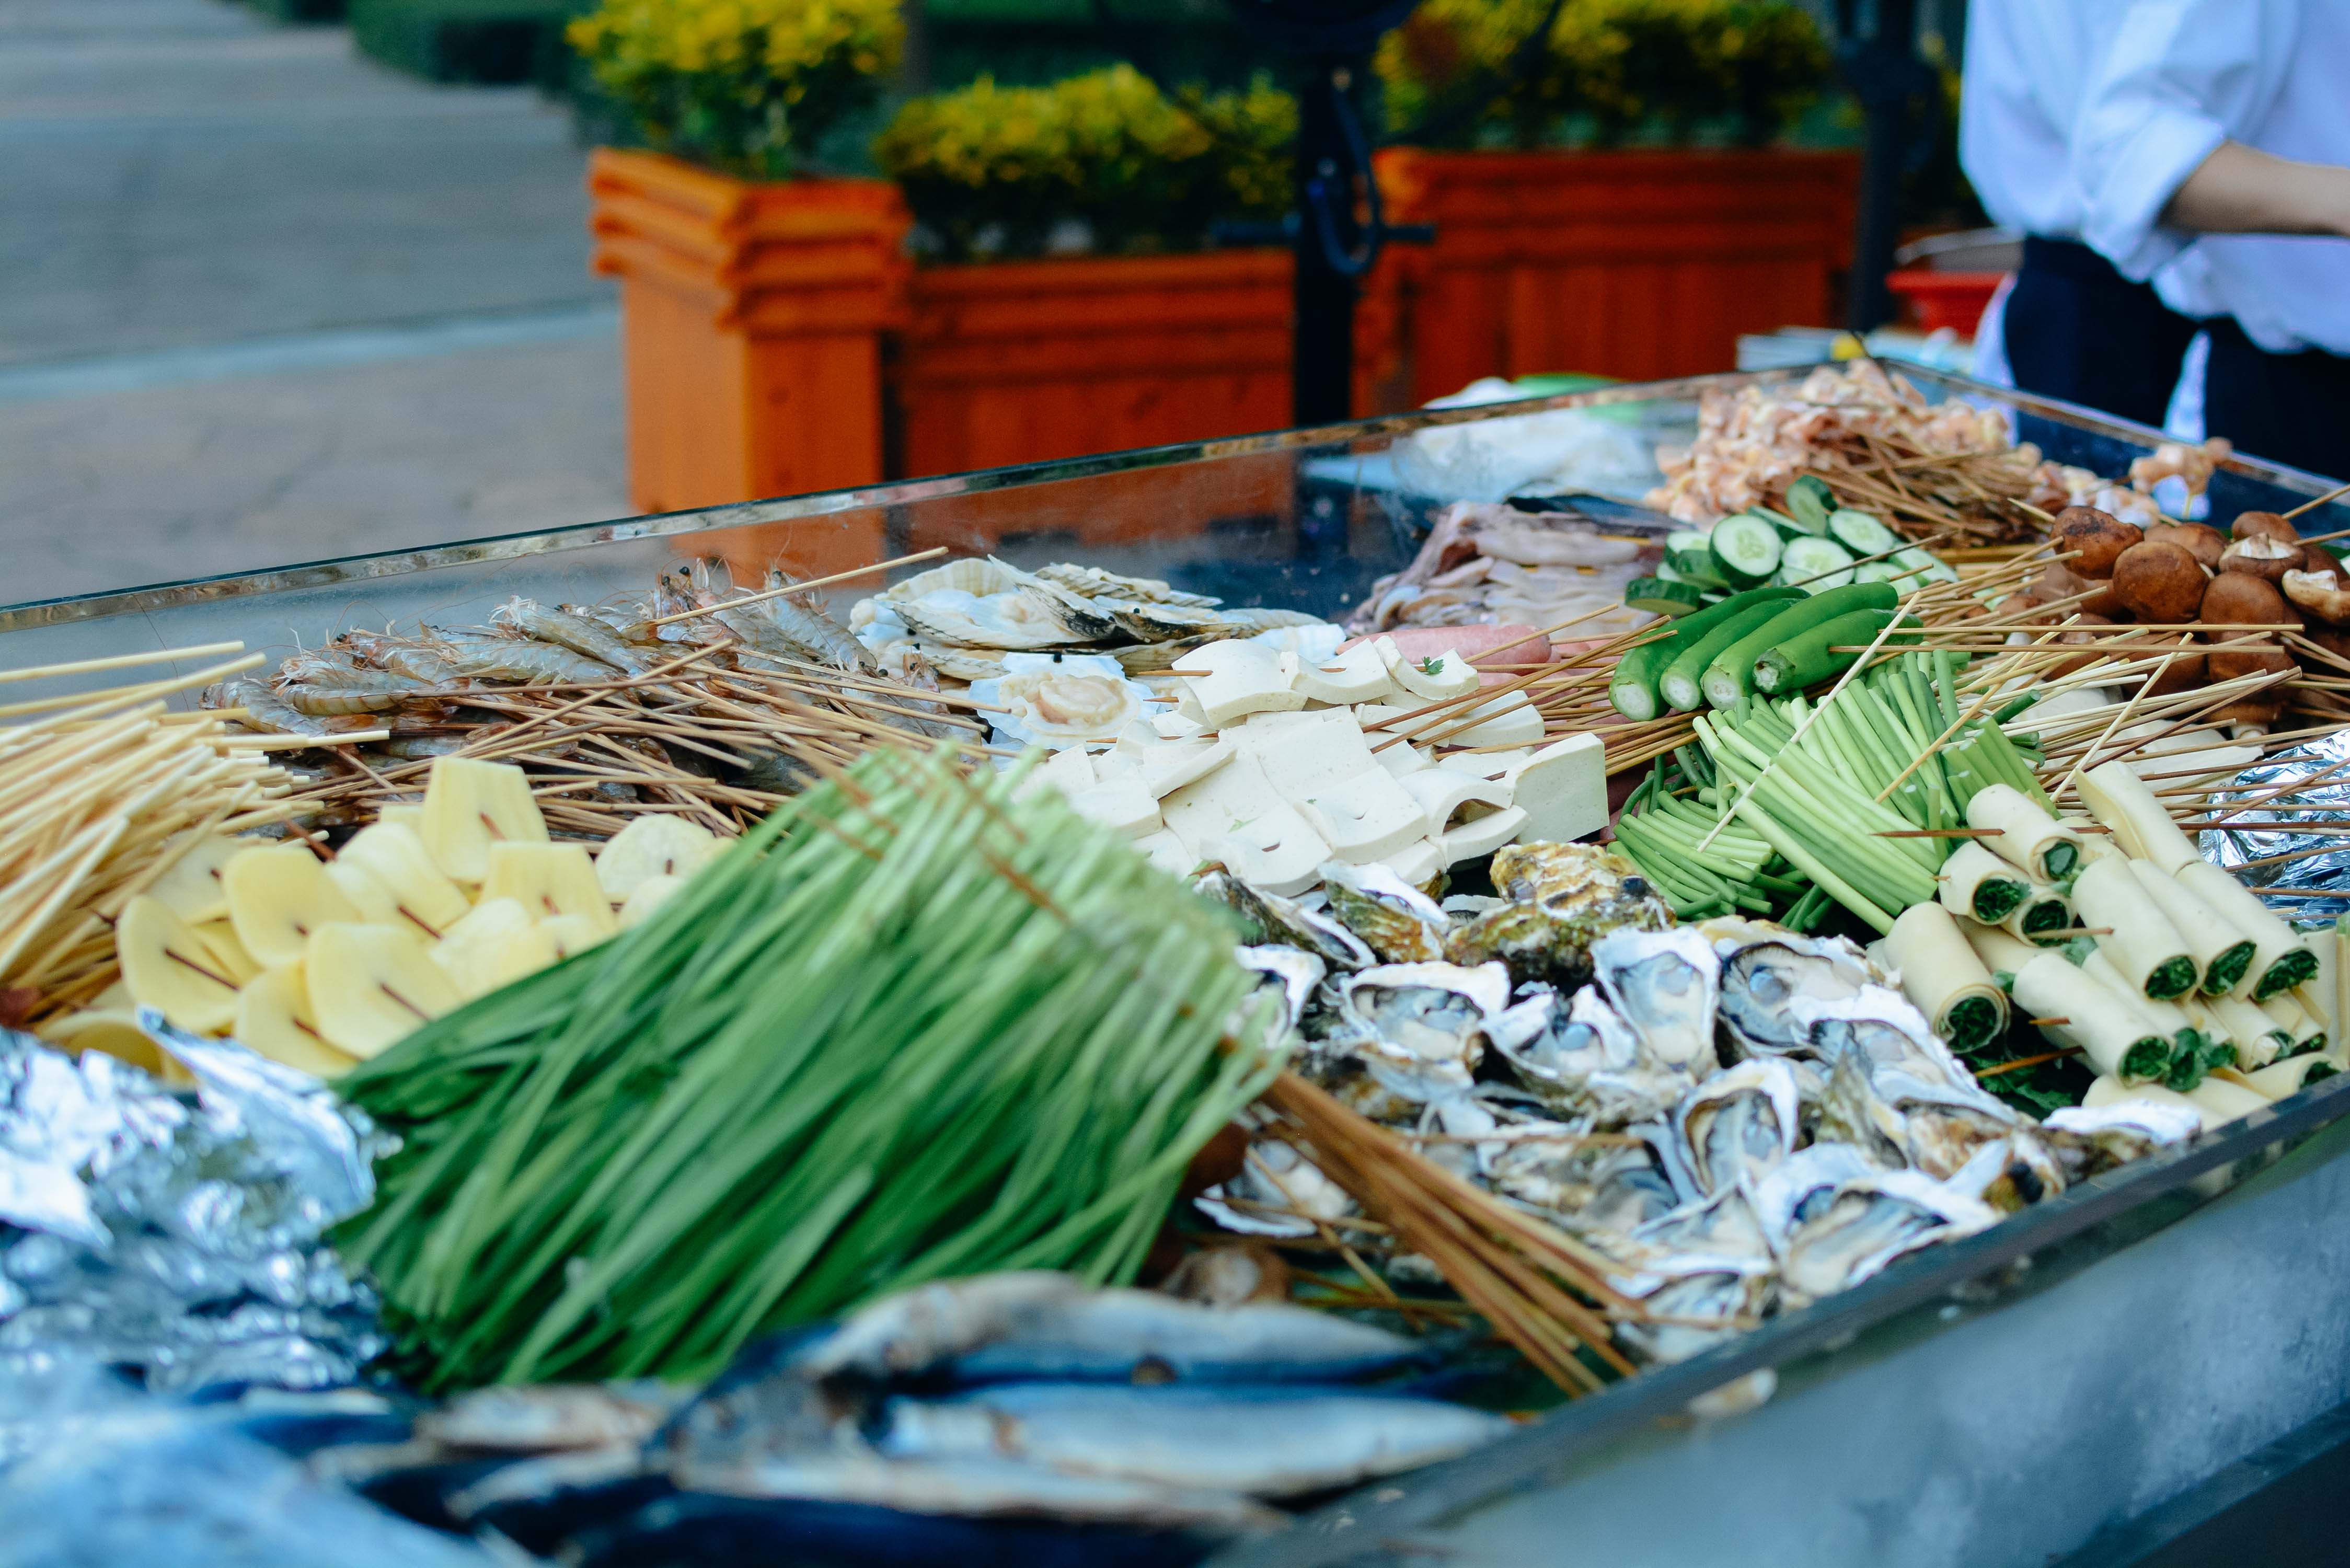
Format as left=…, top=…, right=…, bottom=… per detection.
left=968, top=653, right=1156, bottom=750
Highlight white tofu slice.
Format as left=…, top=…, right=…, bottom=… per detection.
left=1441, top=804, right=1530, bottom=863
left=1159, top=750, right=1284, bottom=858
left=1013, top=744, right=1097, bottom=801
left=1511, top=732, right=1608, bottom=844
left=1292, top=641, right=1393, bottom=706
left=1376, top=741, right=1432, bottom=779
left=1131, top=737, right=1235, bottom=800
left=1201, top=802, right=1334, bottom=895
left=1153, top=709, right=1210, bottom=741
left=1067, top=776, right=1162, bottom=840
left=1379, top=838, right=1446, bottom=890
left=1130, top=828, right=1199, bottom=878
left=1229, top=707, right=1376, bottom=801
left=1296, top=770, right=1430, bottom=864
left=1445, top=690, right=1546, bottom=749
left=1401, top=768, right=1514, bottom=836
left=1436, top=747, right=1530, bottom=780
left=1380, top=639, right=1480, bottom=701
left=1170, top=640, right=1306, bottom=727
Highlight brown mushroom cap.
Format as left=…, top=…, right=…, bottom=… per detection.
left=2208, top=640, right=2297, bottom=684
left=2046, top=616, right=2121, bottom=678
left=2302, top=627, right=2350, bottom=668
left=2202, top=572, right=2293, bottom=628
left=2147, top=522, right=2226, bottom=570
left=2147, top=652, right=2208, bottom=696
left=2052, top=506, right=2144, bottom=578
left=2231, top=510, right=2299, bottom=543
left=2213, top=693, right=2287, bottom=728
left=2110, top=540, right=2208, bottom=622
left=2220, top=535, right=2306, bottom=581
left=2033, top=561, right=2122, bottom=618
left=2282, top=568, right=2350, bottom=625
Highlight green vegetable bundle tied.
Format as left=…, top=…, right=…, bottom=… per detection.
left=338, top=746, right=1277, bottom=1391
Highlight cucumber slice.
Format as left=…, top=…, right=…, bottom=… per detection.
left=1625, top=577, right=1709, bottom=615
left=1827, top=508, right=1902, bottom=556
left=1784, top=475, right=1836, bottom=532
left=1666, top=529, right=1713, bottom=554
left=1667, top=548, right=1732, bottom=591
left=1752, top=504, right=1823, bottom=537
left=1853, top=560, right=1903, bottom=585
left=1709, top=513, right=1784, bottom=586
left=1894, top=546, right=1963, bottom=585
left=1779, top=536, right=1857, bottom=590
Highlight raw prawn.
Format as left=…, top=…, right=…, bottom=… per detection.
left=425, top=631, right=621, bottom=685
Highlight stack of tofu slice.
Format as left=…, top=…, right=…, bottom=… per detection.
left=1021, top=633, right=1608, bottom=894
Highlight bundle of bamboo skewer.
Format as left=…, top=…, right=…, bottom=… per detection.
left=1256, top=1070, right=1650, bottom=1398
left=0, top=643, right=296, bottom=1023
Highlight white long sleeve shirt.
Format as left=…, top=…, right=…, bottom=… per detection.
left=1956, top=0, right=2130, bottom=242
left=2074, top=0, right=2350, bottom=354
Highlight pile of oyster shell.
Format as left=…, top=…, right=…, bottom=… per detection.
left=852, top=558, right=1332, bottom=683
left=1199, top=842, right=2199, bottom=1366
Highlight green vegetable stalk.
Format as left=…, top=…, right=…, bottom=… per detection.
left=337, top=745, right=1277, bottom=1391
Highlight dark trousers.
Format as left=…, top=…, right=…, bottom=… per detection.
left=2204, top=317, right=2350, bottom=480
left=2003, top=236, right=2199, bottom=429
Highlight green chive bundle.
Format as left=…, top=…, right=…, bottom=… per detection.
left=337, top=746, right=1275, bottom=1391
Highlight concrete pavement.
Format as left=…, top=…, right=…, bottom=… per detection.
left=0, top=0, right=630, bottom=605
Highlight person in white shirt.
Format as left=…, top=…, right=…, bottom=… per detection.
left=1957, top=1, right=2198, bottom=428
left=2075, top=0, right=2350, bottom=476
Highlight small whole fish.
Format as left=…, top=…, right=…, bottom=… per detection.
left=874, top=1383, right=1513, bottom=1497
left=800, top=1273, right=1429, bottom=1387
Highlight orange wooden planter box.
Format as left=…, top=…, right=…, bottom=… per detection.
left=587, top=148, right=908, bottom=572
left=1376, top=147, right=1860, bottom=400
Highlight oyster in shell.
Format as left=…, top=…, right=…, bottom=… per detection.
left=1749, top=1144, right=1887, bottom=1252
left=1196, top=1135, right=1358, bottom=1238
left=1789, top=988, right=1973, bottom=1091
left=1778, top=1172, right=1996, bottom=1303
left=1812, top=1053, right=1913, bottom=1170
left=1237, top=944, right=1326, bottom=1040
left=1711, top=928, right=1871, bottom=1059
left=1332, top=961, right=1512, bottom=1104
left=1629, top=1186, right=1775, bottom=1264
left=1668, top=1058, right=1801, bottom=1199
left=1202, top=874, right=1375, bottom=972
left=1486, top=1131, right=1681, bottom=1232
left=1603, top=1248, right=1776, bottom=1366
left=2041, top=1102, right=2201, bottom=1181
left=1321, top=860, right=1449, bottom=964
left=1593, top=927, right=1721, bottom=1073
left=1871, top=1068, right=2064, bottom=1203
left=1447, top=843, right=1671, bottom=991
left=1492, top=987, right=1689, bottom=1127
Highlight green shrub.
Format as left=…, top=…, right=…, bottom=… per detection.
left=567, top=0, right=903, bottom=178
left=873, top=65, right=1294, bottom=261
left=1376, top=0, right=1829, bottom=149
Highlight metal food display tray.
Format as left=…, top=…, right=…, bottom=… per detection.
left=11, top=368, right=2350, bottom=1568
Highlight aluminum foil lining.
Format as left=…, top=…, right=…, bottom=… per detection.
left=0, top=1011, right=391, bottom=1392
left=2201, top=729, right=2350, bottom=917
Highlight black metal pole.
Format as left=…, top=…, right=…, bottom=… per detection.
left=1839, top=0, right=1920, bottom=332
left=1292, top=57, right=1365, bottom=426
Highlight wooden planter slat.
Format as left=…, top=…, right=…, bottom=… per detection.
left=1377, top=147, right=1860, bottom=398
